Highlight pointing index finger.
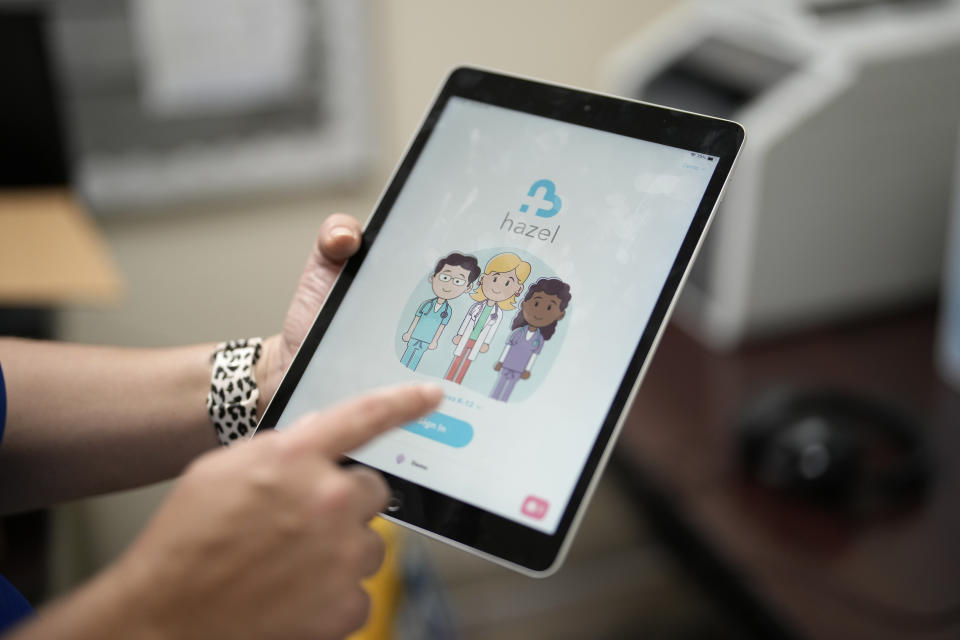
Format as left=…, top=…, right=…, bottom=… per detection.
left=291, top=384, right=443, bottom=456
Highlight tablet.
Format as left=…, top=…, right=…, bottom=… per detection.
left=256, top=67, right=744, bottom=576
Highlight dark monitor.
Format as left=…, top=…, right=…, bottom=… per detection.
left=0, top=7, right=69, bottom=187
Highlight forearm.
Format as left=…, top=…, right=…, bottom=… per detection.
left=7, top=561, right=156, bottom=640
left=0, top=338, right=220, bottom=513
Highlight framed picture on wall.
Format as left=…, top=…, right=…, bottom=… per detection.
left=50, top=0, right=375, bottom=214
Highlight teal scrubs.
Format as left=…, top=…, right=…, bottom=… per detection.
left=401, top=298, right=451, bottom=370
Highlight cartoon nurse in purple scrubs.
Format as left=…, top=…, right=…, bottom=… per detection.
left=490, top=277, right=571, bottom=402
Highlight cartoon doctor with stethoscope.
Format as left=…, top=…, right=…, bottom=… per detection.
left=400, top=252, right=481, bottom=372
left=445, top=252, right=531, bottom=385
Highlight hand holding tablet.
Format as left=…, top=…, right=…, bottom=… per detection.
left=258, top=67, right=745, bottom=575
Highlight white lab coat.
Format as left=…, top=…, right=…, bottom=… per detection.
left=453, top=301, right=503, bottom=360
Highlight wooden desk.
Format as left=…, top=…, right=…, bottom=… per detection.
left=0, top=189, right=121, bottom=306
left=614, top=311, right=960, bottom=639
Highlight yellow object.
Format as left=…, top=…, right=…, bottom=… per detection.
left=348, top=518, right=405, bottom=640
left=0, top=189, right=122, bottom=305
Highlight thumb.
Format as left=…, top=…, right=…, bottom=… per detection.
left=316, top=213, right=362, bottom=263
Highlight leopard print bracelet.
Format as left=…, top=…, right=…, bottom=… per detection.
left=206, top=338, right=263, bottom=446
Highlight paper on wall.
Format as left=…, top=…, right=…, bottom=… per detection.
left=132, top=0, right=308, bottom=117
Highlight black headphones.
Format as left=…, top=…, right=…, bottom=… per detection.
left=737, top=387, right=931, bottom=515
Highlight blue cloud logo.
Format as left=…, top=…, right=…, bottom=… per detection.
left=519, top=179, right=562, bottom=218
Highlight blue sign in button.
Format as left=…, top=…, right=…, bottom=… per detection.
left=402, top=412, right=473, bottom=448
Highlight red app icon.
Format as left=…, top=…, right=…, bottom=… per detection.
left=521, top=495, right=549, bottom=520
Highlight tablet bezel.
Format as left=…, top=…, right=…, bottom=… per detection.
left=256, top=66, right=744, bottom=576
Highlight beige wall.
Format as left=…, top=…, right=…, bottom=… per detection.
left=51, top=0, right=675, bottom=590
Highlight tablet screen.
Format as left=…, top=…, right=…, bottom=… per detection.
left=273, top=95, right=719, bottom=535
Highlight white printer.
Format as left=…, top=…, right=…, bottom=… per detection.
left=606, top=0, right=960, bottom=349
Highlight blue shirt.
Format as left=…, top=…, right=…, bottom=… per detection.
left=0, top=363, right=5, bottom=449
left=0, top=362, right=35, bottom=633
left=411, top=298, right=451, bottom=342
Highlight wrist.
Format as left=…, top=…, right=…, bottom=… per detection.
left=256, top=334, right=284, bottom=418
left=89, top=561, right=166, bottom=640
left=206, top=338, right=263, bottom=445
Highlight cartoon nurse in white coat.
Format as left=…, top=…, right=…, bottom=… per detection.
left=445, top=252, right=531, bottom=385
